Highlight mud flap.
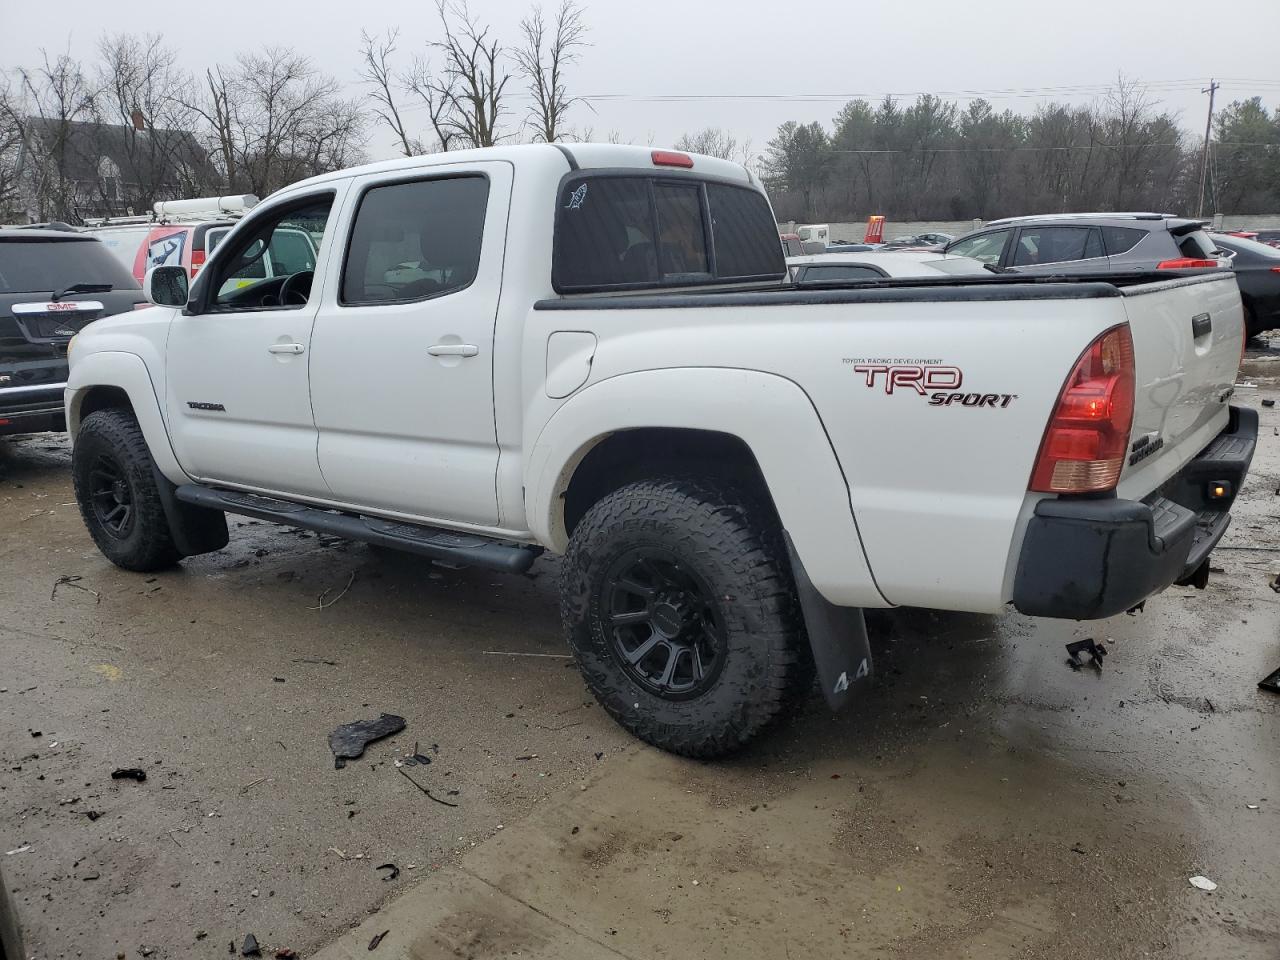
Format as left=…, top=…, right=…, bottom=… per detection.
left=783, top=532, right=872, bottom=712
left=152, top=466, right=229, bottom=557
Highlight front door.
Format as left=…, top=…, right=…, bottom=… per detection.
left=165, top=189, right=342, bottom=498
left=309, top=163, right=510, bottom=527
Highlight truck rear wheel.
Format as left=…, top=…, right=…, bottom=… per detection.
left=561, top=478, right=812, bottom=758
left=72, top=409, right=181, bottom=572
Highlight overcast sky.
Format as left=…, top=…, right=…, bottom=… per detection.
left=4, top=0, right=1279, bottom=162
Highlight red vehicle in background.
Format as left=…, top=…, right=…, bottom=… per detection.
left=83, top=196, right=258, bottom=283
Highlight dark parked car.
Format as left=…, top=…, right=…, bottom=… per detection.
left=1, top=228, right=144, bottom=436
left=943, top=213, right=1224, bottom=274
left=1253, top=229, right=1280, bottom=250
left=879, top=232, right=953, bottom=249
left=1211, top=233, right=1280, bottom=337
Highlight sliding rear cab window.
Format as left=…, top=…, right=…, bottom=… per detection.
left=553, top=175, right=784, bottom=292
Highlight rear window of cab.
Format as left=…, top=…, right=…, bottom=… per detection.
left=552, top=175, right=784, bottom=292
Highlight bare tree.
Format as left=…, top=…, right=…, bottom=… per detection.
left=190, top=65, right=239, bottom=193
left=359, top=29, right=417, bottom=157
left=405, top=54, right=461, bottom=153
left=10, top=49, right=98, bottom=221
left=514, top=1, right=587, bottom=143
left=675, top=127, right=752, bottom=164
left=0, top=79, right=25, bottom=219
left=189, top=49, right=367, bottom=196
left=95, top=33, right=211, bottom=209
left=427, top=1, right=511, bottom=149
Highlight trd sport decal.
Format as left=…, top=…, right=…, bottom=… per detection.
left=843, top=357, right=1018, bottom=408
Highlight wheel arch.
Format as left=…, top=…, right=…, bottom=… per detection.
left=525, top=367, right=887, bottom=608
left=66, top=351, right=190, bottom=484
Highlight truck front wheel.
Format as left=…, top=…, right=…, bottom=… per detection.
left=72, top=409, right=181, bottom=572
left=561, top=478, right=812, bottom=758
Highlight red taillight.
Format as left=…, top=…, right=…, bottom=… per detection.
left=1156, top=257, right=1218, bottom=270
left=1030, top=325, right=1136, bottom=494
left=190, top=249, right=206, bottom=276
left=1270, top=266, right=1280, bottom=274
left=651, top=150, right=693, bottom=169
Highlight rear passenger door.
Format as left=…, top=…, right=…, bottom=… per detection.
left=1008, top=225, right=1108, bottom=274
left=308, top=162, right=511, bottom=527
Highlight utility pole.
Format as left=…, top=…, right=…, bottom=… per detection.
left=1197, top=79, right=1220, bottom=218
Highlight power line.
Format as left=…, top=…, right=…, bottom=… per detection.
left=396, top=76, right=1280, bottom=114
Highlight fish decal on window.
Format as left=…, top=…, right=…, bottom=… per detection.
left=564, top=184, right=588, bottom=210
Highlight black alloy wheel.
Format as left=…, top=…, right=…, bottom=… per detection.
left=602, top=547, right=726, bottom=700
left=87, top=452, right=135, bottom=539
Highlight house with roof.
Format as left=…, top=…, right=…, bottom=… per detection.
left=14, top=113, right=215, bottom=223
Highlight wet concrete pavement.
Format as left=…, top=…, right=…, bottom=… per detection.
left=2, top=356, right=1278, bottom=960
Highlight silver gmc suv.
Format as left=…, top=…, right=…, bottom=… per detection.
left=942, top=213, right=1225, bottom=274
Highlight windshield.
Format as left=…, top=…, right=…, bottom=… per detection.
left=0, top=238, right=139, bottom=294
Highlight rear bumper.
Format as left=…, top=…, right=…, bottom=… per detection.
left=1013, top=406, right=1258, bottom=619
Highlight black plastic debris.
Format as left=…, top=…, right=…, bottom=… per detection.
left=111, top=768, right=147, bottom=782
left=1262, top=398, right=1276, bottom=408
left=1065, top=638, right=1108, bottom=671
left=376, top=862, right=399, bottom=881
left=412, top=742, right=432, bottom=766
left=85, top=811, right=102, bottom=821
left=1260, top=668, right=1280, bottom=695
left=368, top=931, right=389, bottom=951
left=329, top=714, right=405, bottom=769
left=241, top=933, right=261, bottom=957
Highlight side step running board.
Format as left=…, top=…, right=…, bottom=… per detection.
left=174, top=485, right=541, bottom=574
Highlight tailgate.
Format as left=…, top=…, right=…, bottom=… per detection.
left=1117, top=272, right=1242, bottom=499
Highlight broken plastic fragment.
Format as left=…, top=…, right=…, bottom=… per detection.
left=328, top=714, right=406, bottom=769
left=1188, top=875, right=1217, bottom=891
left=368, top=930, right=389, bottom=951
left=241, top=933, right=261, bottom=957
left=111, top=768, right=147, bottom=782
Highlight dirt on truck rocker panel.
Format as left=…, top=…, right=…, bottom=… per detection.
left=62, top=142, right=1256, bottom=757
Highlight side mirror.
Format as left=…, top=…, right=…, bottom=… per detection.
left=144, top=265, right=189, bottom=307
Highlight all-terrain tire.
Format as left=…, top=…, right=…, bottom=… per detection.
left=72, top=409, right=181, bottom=572
left=561, top=477, right=813, bottom=758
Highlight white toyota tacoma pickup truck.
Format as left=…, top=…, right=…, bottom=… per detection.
left=65, top=143, right=1257, bottom=756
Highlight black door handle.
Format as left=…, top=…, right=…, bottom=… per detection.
left=1191, top=313, right=1212, bottom=338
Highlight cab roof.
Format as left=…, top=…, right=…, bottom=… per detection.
left=278, top=143, right=755, bottom=197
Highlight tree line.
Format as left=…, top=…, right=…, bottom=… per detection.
left=3, top=16, right=1277, bottom=226
left=757, top=80, right=1280, bottom=222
